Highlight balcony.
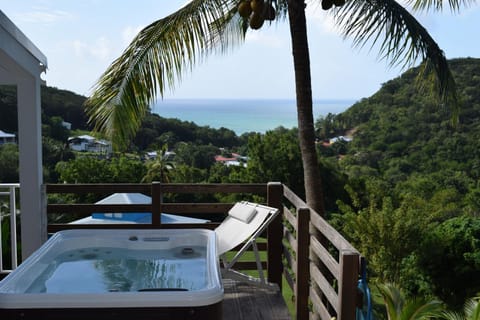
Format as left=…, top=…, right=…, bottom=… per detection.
left=1, top=182, right=364, bottom=320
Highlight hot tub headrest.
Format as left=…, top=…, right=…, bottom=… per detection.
left=228, top=202, right=257, bottom=224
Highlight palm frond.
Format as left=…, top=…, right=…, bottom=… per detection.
left=85, top=0, right=243, bottom=149
left=440, top=296, right=480, bottom=320
left=334, top=0, right=459, bottom=120
left=401, top=298, right=443, bottom=320
left=377, top=283, right=443, bottom=320
left=275, top=0, right=290, bottom=21
left=406, top=0, right=475, bottom=12
left=377, top=283, right=405, bottom=320
left=441, top=310, right=467, bottom=320
left=465, top=296, right=480, bottom=320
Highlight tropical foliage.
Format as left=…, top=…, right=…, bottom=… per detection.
left=375, top=283, right=480, bottom=320
left=441, top=296, right=480, bottom=320
left=375, top=283, right=443, bottom=320
left=141, top=146, right=175, bottom=183
left=330, top=58, right=480, bottom=308
left=419, top=216, right=480, bottom=308
left=84, top=0, right=244, bottom=148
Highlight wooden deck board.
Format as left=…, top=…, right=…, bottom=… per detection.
left=223, top=279, right=291, bottom=320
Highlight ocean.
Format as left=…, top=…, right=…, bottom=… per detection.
left=152, top=99, right=356, bottom=135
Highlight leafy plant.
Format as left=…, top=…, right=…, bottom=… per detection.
left=376, top=283, right=443, bottom=320
left=419, top=216, right=480, bottom=309
left=441, top=296, right=480, bottom=320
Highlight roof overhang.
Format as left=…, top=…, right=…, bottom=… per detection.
left=0, top=10, right=47, bottom=84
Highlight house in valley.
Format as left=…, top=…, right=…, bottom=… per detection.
left=0, top=130, right=15, bottom=144
left=68, top=134, right=112, bottom=154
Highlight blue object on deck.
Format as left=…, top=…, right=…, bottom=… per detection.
left=92, top=193, right=152, bottom=222
left=86, top=193, right=209, bottom=224
left=356, top=258, right=373, bottom=320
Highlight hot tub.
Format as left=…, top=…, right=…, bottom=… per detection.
left=0, top=229, right=223, bottom=320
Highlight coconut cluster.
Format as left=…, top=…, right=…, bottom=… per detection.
left=321, top=0, right=346, bottom=10
left=237, top=0, right=276, bottom=30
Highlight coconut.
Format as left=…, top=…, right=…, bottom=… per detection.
left=322, top=0, right=334, bottom=10
left=249, top=12, right=265, bottom=30
left=250, top=0, right=265, bottom=14
left=238, top=1, right=252, bottom=18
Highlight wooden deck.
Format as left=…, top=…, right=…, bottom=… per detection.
left=223, top=279, right=291, bottom=320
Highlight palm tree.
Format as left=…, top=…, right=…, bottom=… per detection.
left=441, top=296, right=480, bottom=320
left=377, top=283, right=444, bottom=320
left=141, top=145, right=175, bottom=183
left=85, top=0, right=465, bottom=214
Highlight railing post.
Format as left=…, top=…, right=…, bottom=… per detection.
left=40, top=184, right=48, bottom=244
left=296, top=207, right=311, bottom=320
left=9, top=185, right=18, bottom=269
left=267, top=182, right=283, bottom=288
left=338, top=250, right=360, bottom=320
left=151, top=182, right=162, bottom=226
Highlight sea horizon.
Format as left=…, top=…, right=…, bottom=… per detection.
left=153, top=98, right=357, bottom=135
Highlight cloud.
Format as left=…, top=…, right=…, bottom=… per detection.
left=245, top=23, right=288, bottom=48
left=15, top=7, right=73, bottom=24
left=305, top=0, right=340, bottom=36
left=245, top=32, right=284, bottom=48
left=72, top=37, right=112, bottom=61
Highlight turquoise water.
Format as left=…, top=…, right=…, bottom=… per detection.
left=153, top=99, right=355, bottom=134
left=27, top=246, right=207, bottom=293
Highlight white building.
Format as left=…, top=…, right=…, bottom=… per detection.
left=329, top=136, right=353, bottom=144
left=0, top=130, right=15, bottom=144
left=61, top=121, right=72, bottom=130
left=68, top=135, right=112, bottom=154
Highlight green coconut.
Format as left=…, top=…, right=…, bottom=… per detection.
left=250, top=0, right=265, bottom=14
left=238, top=1, right=252, bottom=18
left=249, top=12, right=265, bottom=30
left=322, top=0, right=334, bottom=10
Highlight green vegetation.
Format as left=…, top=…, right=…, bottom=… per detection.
left=374, top=283, right=480, bottom=320
left=375, top=283, right=444, bottom=320
left=328, top=58, right=480, bottom=310
left=1, top=57, right=480, bottom=311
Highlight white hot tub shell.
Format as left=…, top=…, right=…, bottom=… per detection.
left=0, top=229, right=223, bottom=320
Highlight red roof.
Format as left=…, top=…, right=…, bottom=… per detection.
left=215, top=155, right=237, bottom=162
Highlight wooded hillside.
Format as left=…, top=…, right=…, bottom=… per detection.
left=327, top=57, right=480, bottom=308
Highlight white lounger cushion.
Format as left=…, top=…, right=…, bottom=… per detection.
left=228, top=203, right=257, bottom=223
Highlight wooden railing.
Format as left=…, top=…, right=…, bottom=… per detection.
left=44, top=182, right=281, bottom=280
left=43, top=182, right=362, bottom=320
left=282, top=185, right=360, bottom=320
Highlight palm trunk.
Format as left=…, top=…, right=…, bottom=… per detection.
left=287, top=0, right=325, bottom=215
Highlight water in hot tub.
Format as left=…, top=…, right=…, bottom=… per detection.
left=26, top=246, right=207, bottom=293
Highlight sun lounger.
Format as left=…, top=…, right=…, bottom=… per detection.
left=215, top=201, right=280, bottom=289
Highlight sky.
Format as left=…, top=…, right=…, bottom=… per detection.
left=1, top=0, right=479, bottom=101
